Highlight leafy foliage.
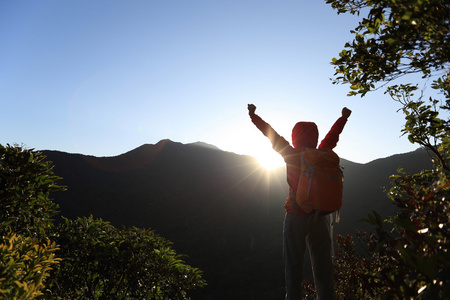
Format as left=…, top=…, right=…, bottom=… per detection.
left=382, top=170, right=450, bottom=298
left=0, top=233, right=60, bottom=299
left=332, top=233, right=386, bottom=299
left=326, top=0, right=450, bottom=170
left=326, top=0, right=450, bottom=298
left=327, top=0, right=450, bottom=97
left=0, top=144, right=65, bottom=238
left=387, top=84, right=450, bottom=172
left=0, top=144, right=64, bottom=299
left=333, top=170, right=450, bottom=299
left=46, top=216, right=205, bottom=299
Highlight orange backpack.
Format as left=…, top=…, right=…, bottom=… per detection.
left=295, top=148, right=343, bottom=215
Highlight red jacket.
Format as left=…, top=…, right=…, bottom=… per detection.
left=250, top=113, right=348, bottom=213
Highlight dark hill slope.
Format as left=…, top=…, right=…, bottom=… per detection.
left=42, top=141, right=432, bottom=299
left=44, top=140, right=288, bottom=299
left=338, top=148, right=432, bottom=233
left=46, top=139, right=287, bottom=229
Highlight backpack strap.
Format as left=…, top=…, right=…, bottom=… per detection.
left=295, top=150, right=316, bottom=212
left=289, top=150, right=306, bottom=216
left=300, top=150, right=316, bottom=195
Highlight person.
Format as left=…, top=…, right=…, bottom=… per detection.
left=247, top=104, right=352, bottom=300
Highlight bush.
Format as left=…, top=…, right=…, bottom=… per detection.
left=45, top=215, right=205, bottom=299
left=0, top=233, right=60, bottom=299
left=0, top=144, right=65, bottom=238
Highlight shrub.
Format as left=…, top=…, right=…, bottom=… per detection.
left=0, top=233, right=60, bottom=299
left=46, top=216, right=205, bottom=299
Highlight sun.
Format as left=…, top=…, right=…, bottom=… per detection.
left=255, top=149, right=285, bottom=170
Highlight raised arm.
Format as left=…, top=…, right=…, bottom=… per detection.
left=248, top=104, right=291, bottom=154
left=318, top=107, right=352, bottom=150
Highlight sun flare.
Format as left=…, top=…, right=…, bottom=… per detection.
left=255, top=150, right=285, bottom=170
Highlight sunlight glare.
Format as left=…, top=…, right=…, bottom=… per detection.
left=216, top=122, right=286, bottom=171
left=255, top=149, right=285, bottom=170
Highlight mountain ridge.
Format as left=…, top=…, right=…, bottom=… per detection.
left=42, top=138, right=422, bottom=167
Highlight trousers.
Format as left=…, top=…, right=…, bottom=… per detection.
left=283, top=213, right=336, bottom=300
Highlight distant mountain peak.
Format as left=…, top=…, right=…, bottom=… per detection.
left=120, top=139, right=176, bottom=155
left=156, top=138, right=176, bottom=145
left=186, top=141, right=221, bottom=151
left=122, top=140, right=222, bottom=157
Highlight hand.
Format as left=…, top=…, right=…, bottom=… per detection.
left=248, top=104, right=256, bottom=116
left=342, top=107, right=352, bottom=118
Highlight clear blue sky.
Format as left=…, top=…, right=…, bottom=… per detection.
left=1, top=0, right=419, bottom=168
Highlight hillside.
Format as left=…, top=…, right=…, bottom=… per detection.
left=42, top=140, right=432, bottom=299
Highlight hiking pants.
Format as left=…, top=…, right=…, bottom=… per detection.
left=283, top=213, right=336, bottom=300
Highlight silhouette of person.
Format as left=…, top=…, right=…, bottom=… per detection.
left=248, top=104, right=351, bottom=300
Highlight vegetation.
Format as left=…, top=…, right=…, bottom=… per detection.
left=0, top=144, right=205, bottom=299
left=0, top=144, right=63, bottom=299
left=323, top=0, right=450, bottom=298
left=0, top=144, right=64, bottom=238
left=45, top=216, right=205, bottom=299
left=0, top=233, right=60, bottom=299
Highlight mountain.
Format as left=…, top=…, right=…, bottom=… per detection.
left=338, top=149, right=433, bottom=234
left=42, top=140, right=432, bottom=299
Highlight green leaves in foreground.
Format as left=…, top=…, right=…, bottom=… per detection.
left=327, top=0, right=450, bottom=97
left=46, top=216, right=206, bottom=299
left=333, top=170, right=450, bottom=299
left=0, top=233, right=60, bottom=299
left=0, top=144, right=66, bottom=238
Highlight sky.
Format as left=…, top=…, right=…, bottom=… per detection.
left=1, top=0, right=421, bottom=169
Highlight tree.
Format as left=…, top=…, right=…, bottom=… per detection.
left=327, top=0, right=449, bottom=93
left=327, top=0, right=449, bottom=171
left=325, top=0, right=450, bottom=298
